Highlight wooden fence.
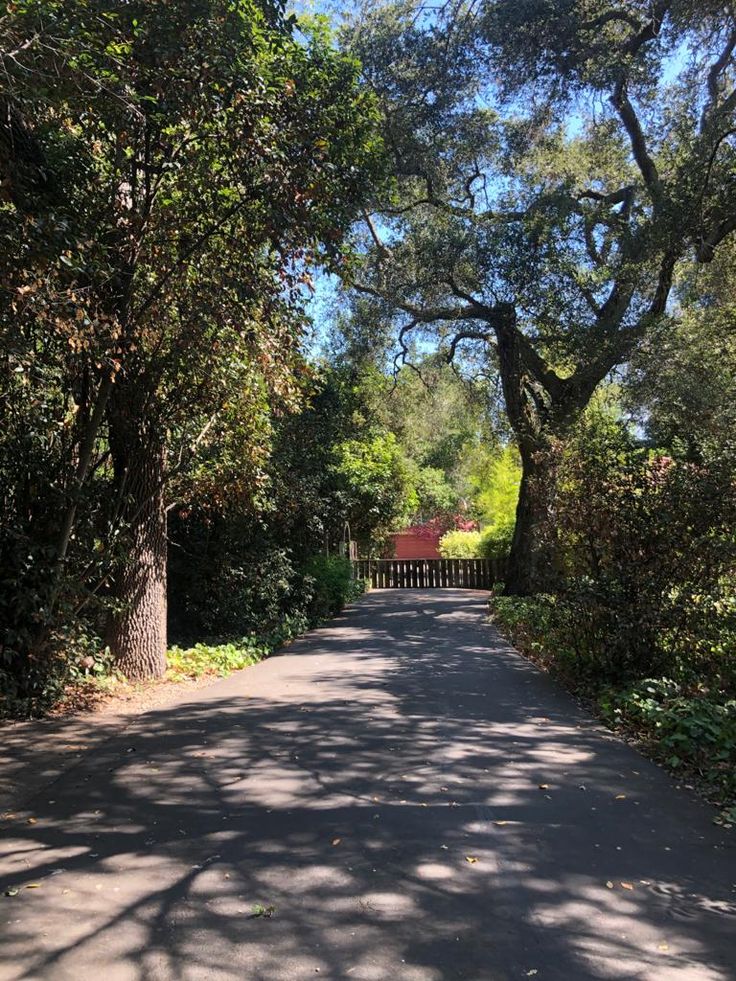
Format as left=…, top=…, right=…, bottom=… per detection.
left=351, top=557, right=504, bottom=590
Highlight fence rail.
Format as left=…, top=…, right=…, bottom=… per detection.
left=352, top=557, right=504, bottom=590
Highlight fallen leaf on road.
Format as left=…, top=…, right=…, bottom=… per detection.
left=249, top=904, right=276, bottom=918
left=620, top=882, right=634, bottom=890
left=606, top=881, right=614, bottom=889
left=332, top=838, right=342, bottom=846
left=465, top=856, right=478, bottom=864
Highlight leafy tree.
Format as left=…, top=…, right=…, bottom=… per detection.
left=345, top=0, right=736, bottom=592
left=0, top=0, right=383, bottom=684
left=332, top=429, right=415, bottom=552
left=406, top=464, right=459, bottom=523
left=626, top=246, right=736, bottom=462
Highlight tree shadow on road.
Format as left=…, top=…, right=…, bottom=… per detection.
left=1, top=590, right=735, bottom=980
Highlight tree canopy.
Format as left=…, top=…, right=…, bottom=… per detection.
left=343, top=0, right=736, bottom=590
left=1, top=0, right=384, bottom=688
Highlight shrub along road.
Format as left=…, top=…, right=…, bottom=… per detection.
left=0, top=590, right=734, bottom=980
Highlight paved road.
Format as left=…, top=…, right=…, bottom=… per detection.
left=1, top=590, right=735, bottom=981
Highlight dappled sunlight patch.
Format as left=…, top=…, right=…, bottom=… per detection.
left=352, top=890, right=422, bottom=923
left=414, top=861, right=457, bottom=881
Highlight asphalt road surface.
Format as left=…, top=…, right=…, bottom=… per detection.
left=1, top=589, right=735, bottom=980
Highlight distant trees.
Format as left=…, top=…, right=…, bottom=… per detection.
left=345, top=0, right=736, bottom=592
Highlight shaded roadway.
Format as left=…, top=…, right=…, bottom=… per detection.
left=1, top=589, right=735, bottom=980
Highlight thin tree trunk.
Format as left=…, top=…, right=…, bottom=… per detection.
left=107, top=422, right=168, bottom=680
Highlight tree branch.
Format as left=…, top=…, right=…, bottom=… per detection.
left=446, top=329, right=493, bottom=362
left=701, top=27, right=736, bottom=132
left=611, top=79, right=661, bottom=203
left=363, top=209, right=392, bottom=257
left=352, top=280, right=483, bottom=323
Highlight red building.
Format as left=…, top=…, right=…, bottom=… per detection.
left=388, top=523, right=443, bottom=560
left=386, top=515, right=479, bottom=559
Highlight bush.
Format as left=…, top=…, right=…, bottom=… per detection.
left=544, top=410, right=736, bottom=688
left=302, top=555, right=364, bottom=620
left=479, top=520, right=514, bottom=561
left=439, top=523, right=514, bottom=561
left=166, top=557, right=362, bottom=682
left=438, top=529, right=482, bottom=558
left=603, top=679, right=736, bottom=806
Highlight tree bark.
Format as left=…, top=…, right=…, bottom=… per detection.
left=505, top=438, right=558, bottom=595
left=107, top=408, right=168, bottom=680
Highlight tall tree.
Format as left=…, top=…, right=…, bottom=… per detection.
left=345, top=0, right=736, bottom=592
left=1, top=1, right=383, bottom=679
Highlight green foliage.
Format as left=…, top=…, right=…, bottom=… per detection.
left=332, top=430, right=415, bottom=552
left=302, top=555, right=365, bottom=620
left=166, top=608, right=314, bottom=681
left=605, top=681, right=736, bottom=805
left=545, top=406, right=736, bottom=686
left=478, top=522, right=515, bottom=562
left=626, top=245, right=736, bottom=465
left=166, top=556, right=361, bottom=682
left=406, top=464, right=459, bottom=523
left=168, top=529, right=301, bottom=642
left=0, top=0, right=385, bottom=700
left=491, top=594, right=560, bottom=667
left=462, top=444, right=520, bottom=560
left=438, top=530, right=483, bottom=558
left=473, top=446, right=521, bottom=530
left=167, top=640, right=267, bottom=681
left=0, top=621, right=110, bottom=719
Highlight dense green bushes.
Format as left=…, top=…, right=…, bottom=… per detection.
left=549, top=410, right=736, bottom=688
left=602, top=680, right=736, bottom=810
left=438, top=529, right=483, bottom=558
left=302, top=556, right=364, bottom=620
left=438, top=522, right=514, bottom=561
left=165, top=556, right=363, bottom=682
left=490, top=400, right=736, bottom=810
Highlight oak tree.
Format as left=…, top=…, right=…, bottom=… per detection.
left=347, top=0, right=736, bottom=592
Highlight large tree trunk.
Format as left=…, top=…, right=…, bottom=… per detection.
left=505, top=438, right=558, bottom=595
left=107, top=409, right=168, bottom=680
